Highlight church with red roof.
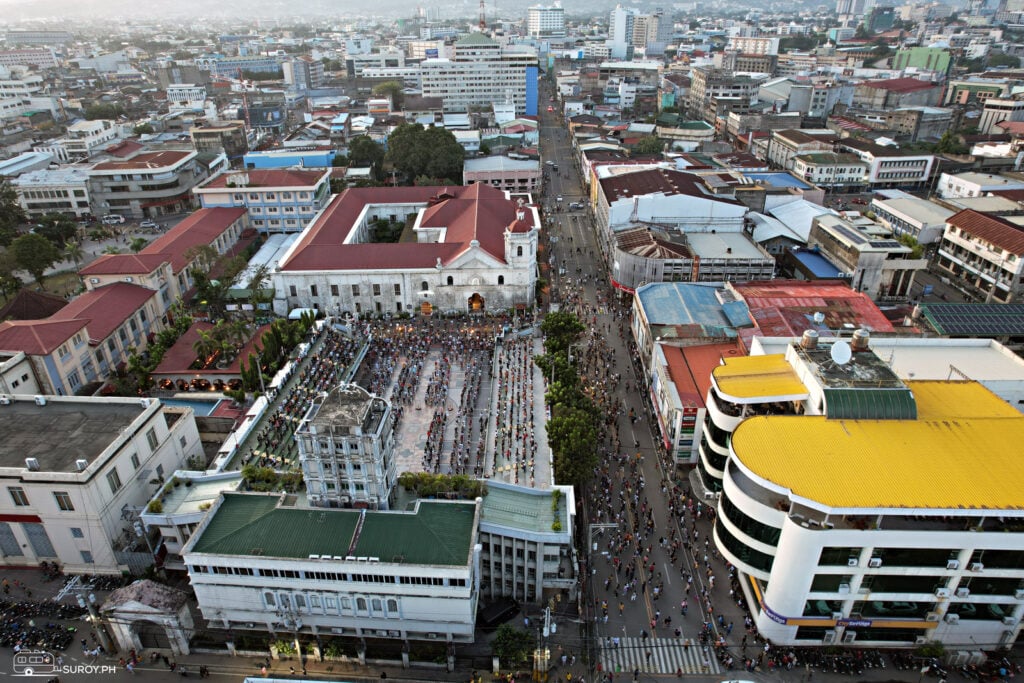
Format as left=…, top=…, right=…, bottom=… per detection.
left=271, top=183, right=540, bottom=317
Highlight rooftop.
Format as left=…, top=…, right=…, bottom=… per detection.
left=663, top=341, right=745, bottom=409
left=712, top=354, right=809, bottom=401
left=947, top=209, right=1024, bottom=256
left=732, top=411, right=1024, bottom=511
left=871, top=195, right=954, bottom=225
left=306, top=384, right=385, bottom=433
left=190, top=493, right=477, bottom=566
left=91, top=150, right=194, bottom=172
left=918, top=302, right=1024, bottom=336
left=280, top=184, right=536, bottom=272
left=636, top=282, right=747, bottom=332
left=154, top=472, right=243, bottom=517
left=859, top=76, right=939, bottom=93
left=0, top=397, right=148, bottom=472
left=478, top=482, right=570, bottom=535
left=600, top=168, right=742, bottom=205
left=464, top=156, right=541, bottom=173
left=197, top=168, right=327, bottom=190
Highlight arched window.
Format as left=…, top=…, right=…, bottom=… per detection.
left=356, top=597, right=367, bottom=612
left=421, top=281, right=429, bottom=291
left=446, top=276, right=454, bottom=286
left=386, top=598, right=399, bottom=614
left=516, top=246, right=523, bottom=257
left=371, top=598, right=382, bottom=612
left=498, top=275, right=505, bottom=285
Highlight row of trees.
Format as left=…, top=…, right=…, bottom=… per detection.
left=237, top=314, right=316, bottom=394
left=533, top=311, right=600, bottom=489
left=343, top=123, right=465, bottom=186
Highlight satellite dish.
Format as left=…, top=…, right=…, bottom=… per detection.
left=813, top=312, right=825, bottom=325
left=830, top=340, right=852, bottom=365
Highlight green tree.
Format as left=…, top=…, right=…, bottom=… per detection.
left=63, top=240, right=85, bottom=269
left=0, top=181, right=27, bottom=247
left=10, top=233, right=60, bottom=285
left=385, top=123, right=464, bottom=185
left=133, top=122, right=155, bottom=135
left=988, top=53, right=1021, bottom=69
left=491, top=624, right=534, bottom=666
left=479, top=142, right=491, bottom=156
left=347, top=135, right=385, bottom=174
left=192, top=328, right=219, bottom=365
left=34, top=213, right=77, bottom=246
left=633, top=135, right=664, bottom=155
left=103, top=245, right=124, bottom=255
left=0, top=249, right=22, bottom=298
left=547, top=405, right=599, bottom=488
left=539, top=311, right=585, bottom=355
left=83, top=103, right=125, bottom=120
left=371, top=80, right=404, bottom=109
left=129, top=236, right=149, bottom=253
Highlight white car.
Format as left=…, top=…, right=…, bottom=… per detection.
left=139, top=220, right=159, bottom=229
left=101, top=214, right=125, bottom=225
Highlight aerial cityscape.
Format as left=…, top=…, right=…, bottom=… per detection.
left=0, top=1, right=1024, bottom=682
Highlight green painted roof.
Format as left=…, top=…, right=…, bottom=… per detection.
left=191, top=493, right=476, bottom=566
left=480, top=484, right=568, bottom=534
left=456, top=32, right=497, bottom=47
left=824, top=387, right=917, bottom=421
left=356, top=502, right=476, bottom=565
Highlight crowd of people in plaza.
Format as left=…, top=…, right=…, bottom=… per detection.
left=492, top=336, right=539, bottom=485
left=241, top=326, right=362, bottom=469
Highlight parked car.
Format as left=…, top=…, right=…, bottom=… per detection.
left=101, top=214, right=125, bottom=225
left=139, top=219, right=159, bottom=229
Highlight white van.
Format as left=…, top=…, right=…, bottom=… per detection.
left=101, top=214, right=125, bottom=225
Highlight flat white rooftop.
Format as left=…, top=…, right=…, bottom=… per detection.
left=687, top=231, right=766, bottom=260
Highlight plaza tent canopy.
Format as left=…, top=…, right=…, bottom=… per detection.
left=288, top=308, right=317, bottom=320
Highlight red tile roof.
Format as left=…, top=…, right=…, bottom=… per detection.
left=599, top=168, right=743, bottom=205
left=859, top=77, right=937, bottom=93
left=280, top=184, right=537, bottom=272
left=0, top=283, right=156, bottom=355
left=0, top=288, right=68, bottom=321
left=79, top=253, right=170, bottom=276
left=199, top=169, right=327, bottom=189
left=91, top=150, right=192, bottom=171
left=142, top=207, right=247, bottom=273
left=105, top=140, right=144, bottom=158
left=947, top=209, right=1024, bottom=255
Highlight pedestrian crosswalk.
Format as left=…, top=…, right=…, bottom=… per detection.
left=598, top=636, right=722, bottom=676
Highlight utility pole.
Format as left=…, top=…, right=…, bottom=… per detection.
left=56, top=576, right=115, bottom=654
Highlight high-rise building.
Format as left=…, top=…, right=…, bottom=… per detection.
left=607, top=5, right=672, bottom=59
left=526, top=4, right=566, bottom=38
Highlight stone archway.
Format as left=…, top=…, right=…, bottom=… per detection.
left=101, top=580, right=194, bottom=656
left=468, top=293, right=485, bottom=312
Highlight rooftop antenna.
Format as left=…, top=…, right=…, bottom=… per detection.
left=830, top=340, right=852, bottom=366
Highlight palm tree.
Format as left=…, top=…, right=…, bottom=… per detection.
left=192, top=328, right=219, bottom=367
left=103, top=246, right=124, bottom=255
left=63, top=240, right=85, bottom=269
left=129, top=237, right=148, bottom=253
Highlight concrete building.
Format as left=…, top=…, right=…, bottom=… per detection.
left=687, top=68, right=763, bottom=123
left=283, top=57, right=325, bottom=92
left=0, top=395, right=201, bottom=574
left=12, top=167, right=92, bottom=218
left=937, top=172, right=1024, bottom=200
left=478, top=481, right=577, bottom=604
left=526, top=5, right=566, bottom=38
left=463, top=156, right=542, bottom=194
left=766, top=129, right=838, bottom=171
left=0, top=48, right=58, bottom=70
left=851, top=78, right=943, bottom=109
left=726, top=36, right=780, bottom=56
left=295, top=384, right=396, bottom=510
left=935, top=209, right=1024, bottom=303
left=808, top=213, right=928, bottom=300
left=182, top=493, right=481, bottom=643
left=837, top=139, right=935, bottom=190
left=193, top=168, right=331, bottom=234
left=271, top=183, right=539, bottom=317
left=607, top=5, right=672, bottom=58
left=166, top=84, right=207, bottom=113
left=791, top=153, right=868, bottom=191
left=420, top=33, right=538, bottom=117
left=710, top=335, right=1024, bottom=649
left=978, top=97, right=1024, bottom=135
left=189, top=121, right=249, bottom=162
left=89, top=149, right=225, bottom=219
left=869, top=191, right=954, bottom=244
left=345, top=50, right=406, bottom=78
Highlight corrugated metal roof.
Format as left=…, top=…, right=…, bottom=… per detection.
left=947, top=209, right=1024, bottom=255
left=713, top=354, right=809, bottom=400
left=823, top=387, right=917, bottom=420
left=732, top=413, right=1024, bottom=510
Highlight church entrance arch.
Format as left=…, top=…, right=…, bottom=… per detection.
left=468, top=293, right=485, bottom=311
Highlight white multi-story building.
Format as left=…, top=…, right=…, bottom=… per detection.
left=791, top=153, right=868, bottom=191
left=166, top=83, right=207, bottom=113
left=296, top=384, right=396, bottom=510
left=12, top=167, right=92, bottom=218
left=936, top=209, right=1024, bottom=303
left=63, top=120, right=122, bottom=159
left=0, top=48, right=58, bottom=70
left=710, top=334, right=1024, bottom=648
left=526, top=5, right=566, bottom=38
left=937, top=171, right=1024, bottom=200
left=192, top=168, right=331, bottom=234
left=0, top=64, right=59, bottom=123
left=182, top=493, right=481, bottom=643
left=978, top=97, right=1024, bottom=135
left=89, top=149, right=226, bottom=219
left=0, top=396, right=200, bottom=574
left=869, top=191, right=954, bottom=245
left=838, top=139, right=936, bottom=190
left=420, top=33, right=538, bottom=116
left=271, top=183, right=540, bottom=318
left=726, top=36, right=781, bottom=56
